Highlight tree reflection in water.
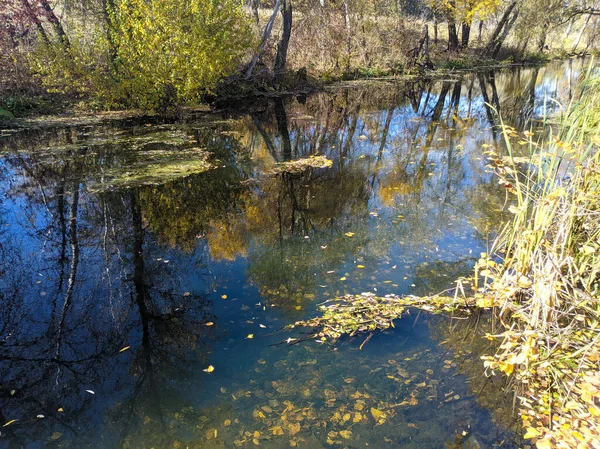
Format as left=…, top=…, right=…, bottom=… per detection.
left=0, top=59, right=587, bottom=448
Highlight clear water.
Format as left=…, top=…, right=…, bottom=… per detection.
left=0, top=59, right=585, bottom=449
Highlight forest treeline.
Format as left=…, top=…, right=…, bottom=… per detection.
left=0, top=0, right=599, bottom=113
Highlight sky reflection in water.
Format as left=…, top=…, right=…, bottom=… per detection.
left=0, top=59, right=585, bottom=449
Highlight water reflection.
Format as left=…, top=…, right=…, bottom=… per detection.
left=0, top=59, right=587, bottom=448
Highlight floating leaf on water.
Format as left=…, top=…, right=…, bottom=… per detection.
left=339, top=430, right=352, bottom=439
left=86, top=390, right=95, bottom=395
left=119, top=346, right=131, bottom=353
left=370, top=407, right=387, bottom=424
left=247, top=334, right=254, bottom=339
left=524, top=427, right=542, bottom=439
left=221, top=295, right=228, bottom=299
left=288, top=422, right=301, bottom=436
left=3, top=419, right=18, bottom=427
left=270, top=426, right=284, bottom=436
left=203, top=365, right=215, bottom=373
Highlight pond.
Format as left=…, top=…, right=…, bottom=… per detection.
left=0, top=59, right=586, bottom=449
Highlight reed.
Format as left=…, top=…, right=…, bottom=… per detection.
left=476, top=63, right=600, bottom=448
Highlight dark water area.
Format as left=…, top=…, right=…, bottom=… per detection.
left=0, top=59, right=586, bottom=448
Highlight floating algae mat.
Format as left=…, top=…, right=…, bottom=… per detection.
left=0, top=59, right=584, bottom=448
left=86, top=146, right=212, bottom=191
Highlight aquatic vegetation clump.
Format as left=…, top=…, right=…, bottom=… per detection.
left=267, top=156, right=333, bottom=175
left=289, top=293, right=457, bottom=342
left=472, top=75, right=600, bottom=448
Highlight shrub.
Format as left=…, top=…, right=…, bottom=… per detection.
left=29, top=0, right=254, bottom=110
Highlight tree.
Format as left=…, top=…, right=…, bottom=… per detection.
left=110, top=0, right=254, bottom=108
left=274, top=0, right=293, bottom=79
left=429, top=0, right=502, bottom=50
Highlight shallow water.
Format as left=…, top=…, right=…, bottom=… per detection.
left=0, top=59, right=586, bottom=449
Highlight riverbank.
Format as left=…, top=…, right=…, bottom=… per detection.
left=0, top=53, right=576, bottom=128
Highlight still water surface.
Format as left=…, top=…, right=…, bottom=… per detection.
left=0, top=59, right=585, bottom=448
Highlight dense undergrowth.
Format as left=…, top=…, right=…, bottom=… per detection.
left=473, top=69, right=600, bottom=448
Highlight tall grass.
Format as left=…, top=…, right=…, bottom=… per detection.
left=476, top=64, right=600, bottom=448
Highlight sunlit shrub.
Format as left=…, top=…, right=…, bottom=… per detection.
left=29, top=0, right=254, bottom=110
left=110, top=0, right=254, bottom=109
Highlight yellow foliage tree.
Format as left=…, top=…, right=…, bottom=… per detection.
left=110, top=0, right=254, bottom=109
left=430, top=0, right=502, bottom=48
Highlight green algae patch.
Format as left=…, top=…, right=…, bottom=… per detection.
left=267, top=156, right=333, bottom=176
left=288, top=292, right=460, bottom=343
left=87, top=147, right=212, bottom=192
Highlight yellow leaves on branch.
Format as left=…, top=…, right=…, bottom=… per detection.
left=109, top=0, right=254, bottom=109
left=428, top=0, right=502, bottom=22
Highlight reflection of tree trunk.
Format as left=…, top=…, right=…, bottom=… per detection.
left=524, top=67, right=539, bottom=123
left=431, top=81, right=451, bottom=122
left=425, top=82, right=451, bottom=148
left=274, top=0, right=292, bottom=79
left=57, top=176, right=67, bottom=292
left=488, top=72, right=500, bottom=112
left=130, top=192, right=150, bottom=347
left=434, top=16, right=439, bottom=43
left=251, top=115, right=278, bottom=161
left=370, top=108, right=394, bottom=188
left=450, top=80, right=462, bottom=117
left=340, top=104, right=361, bottom=165
left=274, top=98, right=292, bottom=161
left=55, top=182, right=80, bottom=361
left=478, top=73, right=498, bottom=139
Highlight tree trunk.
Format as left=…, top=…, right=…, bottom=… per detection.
left=20, top=0, right=50, bottom=44
left=273, top=0, right=292, bottom=80
left=274, top=98, right=292, bottom=160
left=537, top=21, right=549, bottom=51
left=461, top=22, right=471, bottom=48
left=572, top=12, right=594, bottom=52
left=447, top=0, right=459, bottom=51
left=245, top=0, right=281, bottom=79
left=39, top=0, right=70, bottom=47
left=102, top=0, right=117, bottom=64
left=343, top=1, right=351, bottom=73
left=252, top=0, right=260, bottom=25
left=448, top=21, right=459, bottom=51
left=485, top=0, right=519, bottom=57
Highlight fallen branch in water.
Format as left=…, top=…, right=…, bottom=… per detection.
left=286, top=292, right=465, bottom=343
